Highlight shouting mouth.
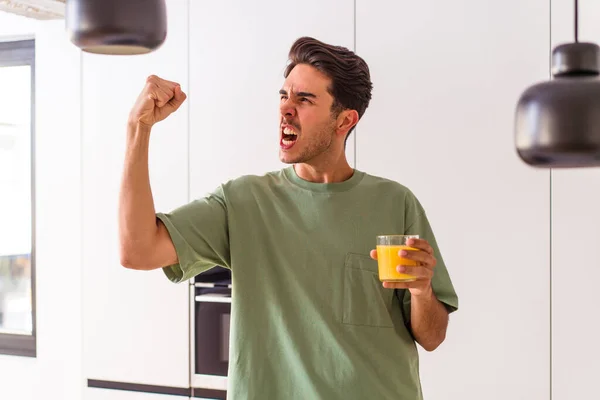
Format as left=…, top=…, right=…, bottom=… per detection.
left=280, top=125, right=298, bottom=150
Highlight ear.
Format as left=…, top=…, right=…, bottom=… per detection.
left=336, top=109, right=359, bottom=138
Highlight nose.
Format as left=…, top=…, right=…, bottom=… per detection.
left=280, top=98, right=296, bottom=118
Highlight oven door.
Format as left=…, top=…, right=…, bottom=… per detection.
left=192, top=284, right=231, bottom=392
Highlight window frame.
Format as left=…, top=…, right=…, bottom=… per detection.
left=0, top=38, right=36, bottom=358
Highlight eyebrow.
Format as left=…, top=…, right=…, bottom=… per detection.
left=279, top=89, right=317, bottom=98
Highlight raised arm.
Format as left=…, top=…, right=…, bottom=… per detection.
left=118, top=75, right=187, bottom=270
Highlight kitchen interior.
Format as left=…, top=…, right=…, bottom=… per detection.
left=1, top=0, right=600, bottom=399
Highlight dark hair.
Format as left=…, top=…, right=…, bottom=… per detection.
left=284, top=37, right=373, bottom=136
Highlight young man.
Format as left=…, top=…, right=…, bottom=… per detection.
left=119, top=37, right=458, bottom=399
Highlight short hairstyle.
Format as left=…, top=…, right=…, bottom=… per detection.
left=284, top=37, right=373, bottom=136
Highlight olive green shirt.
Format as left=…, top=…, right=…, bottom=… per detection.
left=157, top=166, right=458, bottom=400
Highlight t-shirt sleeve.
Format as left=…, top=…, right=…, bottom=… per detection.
left=155, top=185, right=230, bottom=283
left=400, top=192, right=459, bottom=325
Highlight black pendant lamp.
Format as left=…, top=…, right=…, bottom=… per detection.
left=65, top=0, right=167, bottom=55
left=515, top=0, right=600, bottom=168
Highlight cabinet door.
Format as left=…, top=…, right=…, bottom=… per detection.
left=81, top=0, right=190, bottom=388
left=551, top=1, right=600, bottom=399
left=356, top=1, right=550, bottom=399
left=33, top=20, right=85, bottom=400
left=188, top=0, right=355, bottom=198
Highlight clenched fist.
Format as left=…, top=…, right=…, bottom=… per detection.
left=128, top=75, right=187, bottom=128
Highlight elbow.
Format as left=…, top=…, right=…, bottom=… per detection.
left=421, top=333, right=446, bottom=352
left=119, top=248, right=162, bottom=271
left=120, top=256, right=154, bottom=271
left=120, top=253, right=139, bottom=270
left=119, top=236, right=137, bottom=269
left=119, top=246, right=147, bottom=270
left=422, top=342, right=441, bottom=352
left=120, top=256, right=138, bottom=270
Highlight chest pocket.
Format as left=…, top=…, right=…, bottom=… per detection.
left=342, top=252, right=395, bottom=328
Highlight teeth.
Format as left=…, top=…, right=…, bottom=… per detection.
left=283, top=127, right=297, bottom=136
left=282, top=139, right=294, bottom=146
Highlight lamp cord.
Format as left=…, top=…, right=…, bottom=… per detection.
left=575, top=0, right=579, bottom=42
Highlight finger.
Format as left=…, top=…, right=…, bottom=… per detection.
left=146, top=74, right=173, bottom=86
left=407, top=238, right=434, bottom=255
left=153, top=75, right=179, bottom=88
left=146, top=74, right=160, bottom=84
left=396, top=265, right=433, bottom=280
left=146, top=75, right=179, bottom=106
left=399, top=248, right=436, bottom=267
left=382, top=281, right=413, bottom=289
left=369, top=249, right=378, bottom=260
left=147, top=91, right=168, bottom=107
left=162, top=78, right=182, bottom=89
left=155, top=85, right=175, bottom=108
left=146, top=81, right=172, bottom=107
left=166, top=85, right=187, bottom=111
left=147, top=74, right=181, bottom=92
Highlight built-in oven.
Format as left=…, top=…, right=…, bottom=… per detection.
left=190, top=266, right=231, bottom=399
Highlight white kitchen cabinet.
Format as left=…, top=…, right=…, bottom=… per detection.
left=550, top=1, right=600, bottom=399
left=188, top=0, right=355, bottom=198
left=86, top=388, right=188, bottom=400
left=81, top=0, right=190, bottom=388
left=356, top=1, right=550, bottom=399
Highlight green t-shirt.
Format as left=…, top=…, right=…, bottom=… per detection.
left=156, top=166, right=458, bottom=400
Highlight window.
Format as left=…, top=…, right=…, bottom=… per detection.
left=0, top=39, right=36, bottom=357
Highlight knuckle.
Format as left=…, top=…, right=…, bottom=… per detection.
left=146, top=81, right=158, bottom=91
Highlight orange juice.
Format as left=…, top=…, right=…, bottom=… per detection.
left=376, top=245, right=418, bottom=282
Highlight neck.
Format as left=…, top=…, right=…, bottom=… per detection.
left=293, top=154, right=354, bottom=183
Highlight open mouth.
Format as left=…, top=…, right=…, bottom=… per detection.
left=281, top=126, right=298, bottom=148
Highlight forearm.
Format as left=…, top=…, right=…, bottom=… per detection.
left=118, top=123, right=159, bottom=267
left=410, top=286, right=449, bottom=351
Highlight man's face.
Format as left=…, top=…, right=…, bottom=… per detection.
left=278, top=64, right=339, bottom=164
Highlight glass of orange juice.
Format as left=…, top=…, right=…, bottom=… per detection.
left=376, top=234, right=420, bottom=282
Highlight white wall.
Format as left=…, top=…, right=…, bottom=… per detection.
left=2, top=0, right=600, bottom=399
left=0, top=13, right=83, bottom=400
left=356, top=1, right=550, bottom=399
left=81, top=0, right=190, bottom=389
left=188, top=0, right=355, bottom=196
left=551, top=0, right=600, bottom=399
